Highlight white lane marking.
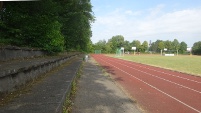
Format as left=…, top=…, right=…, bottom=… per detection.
left=114, top=57, right=201, bottom=84
left=107, top=58, right=201, bottom=94
left=96, top=57, right=201, bottom=113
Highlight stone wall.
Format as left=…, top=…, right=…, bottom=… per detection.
left=0, top=46, right=46, bottom=62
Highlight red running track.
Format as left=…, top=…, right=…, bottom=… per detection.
left=92, top=54, right=201, bottom=113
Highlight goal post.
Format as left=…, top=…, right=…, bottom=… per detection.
left=116, top=48, right=122, bottom=56
left=94, top=50, right=101, bottom=54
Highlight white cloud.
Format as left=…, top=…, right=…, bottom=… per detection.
left=140, top=8, right=201, bottom=35
left=125, top=10, right=142, bottom=16
left=148, top=4, right=165, bottom=18
left=91, top=6, right=201, bottom=46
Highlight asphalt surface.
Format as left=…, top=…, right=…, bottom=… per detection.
left=72, top=57, right=141, bottom=113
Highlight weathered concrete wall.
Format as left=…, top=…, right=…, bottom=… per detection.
left=0, top=54, right=79, bottom=94
left=0, top=46, right=46, bottom=62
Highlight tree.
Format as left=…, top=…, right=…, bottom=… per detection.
left=0, top=0, right=95, bottom=53
left=172, top=39, right=180, bottom=50
left=105, top=42, right=112, bottom=53
left=0, top=1, right=65, bottom=53
left=59, top=0, right=94, bottom=52
left=109, top=35, right=124, bottom=53
left=94, top=40, right=106, bottom=49
left=141, top=41, right=149, bottom=52
left=158, top=41, right=165, bottom=50
left=164, top=40, right=173, bottom=52
left=149, top=40, right=161, bottom=53
left=172, top=39, right=180, bottom=55
left=123, top=40, right=131, bottom=52
left=179, top=41, right=187, bottom=54
left=192, top=41, right=201, bottom=55
left=86, top=40, right=94, bottom=53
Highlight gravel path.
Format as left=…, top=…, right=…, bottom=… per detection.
left=72, top=58, right=141, bottom=113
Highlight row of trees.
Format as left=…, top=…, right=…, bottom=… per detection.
left=93, top=35, right=150, bottom=53
left=93, top=35, right=201, bottom=55
left=149, top=39, right=187, bottom=54
left=0, top=0, right=94, bottom=53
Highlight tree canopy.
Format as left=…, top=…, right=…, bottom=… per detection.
left=192, top=41, right=201, bottom=55
left=93, top=36, right=194, bottom=54
left=0, top=0, right=94, bottom=53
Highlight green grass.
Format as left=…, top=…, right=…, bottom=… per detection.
left=110, top=54, right=201, bottom=76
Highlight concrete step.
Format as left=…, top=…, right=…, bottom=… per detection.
left=0, top=56, right=83, bottom=113
left=0, top=53, right=80, bottom=94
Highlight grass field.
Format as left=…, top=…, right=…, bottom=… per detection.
left=109, top=54, right=201, bottom=77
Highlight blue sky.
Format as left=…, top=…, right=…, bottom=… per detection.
left=91, top=0, right=201, bottom=47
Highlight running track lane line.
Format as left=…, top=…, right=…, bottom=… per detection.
left=115, top=57, right=201, bottom=84
left=97, top=57, right=201, bottom=113
left=105, top=58, right=201, bottom=94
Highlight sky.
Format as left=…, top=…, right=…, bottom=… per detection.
left=90, top=0, right=201, bottom=47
